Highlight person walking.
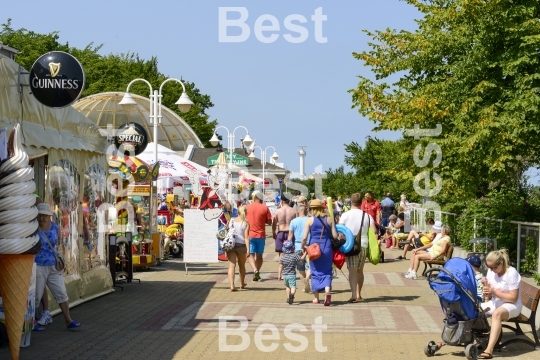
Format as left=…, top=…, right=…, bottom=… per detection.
left=301, top=199, right=339, bottom=306
left=288, top=205, right=311, bottom=293
left=226, top=205, right=250, bottom=291
left=339, top=193, right=378, bottom=302
left=360, top=192, right=382, bottom=225
left=272, top=194, right=297, bottom=280
left=246, top=191, right=272, bottom=281
left=380, top=192, right=395, bottom=227
left=34, top=203, right=81, bottom=331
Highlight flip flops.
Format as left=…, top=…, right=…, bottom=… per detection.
left=67, top=321, right=82, bottom=330
left=478, top=352, right=492, bottom=359
left=348, top=298, right=357, bottom=303
left=32, top=325, right=46, bottom=332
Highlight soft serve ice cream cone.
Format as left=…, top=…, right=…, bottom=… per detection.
left=0, top=124, right=41, bottom=360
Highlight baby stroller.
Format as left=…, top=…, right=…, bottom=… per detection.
left=424, top=258, right=490, bottom=359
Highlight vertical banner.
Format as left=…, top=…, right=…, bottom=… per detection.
left=0, top=128, right=6, bottom=161
left=21, top=263, right=36, bottom=347
left=183, top=209, right=218, bottom=263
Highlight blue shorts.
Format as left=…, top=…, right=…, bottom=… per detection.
left=284, top=274, right=297, bottom=288
left=250, top=238, right=265, bottom=254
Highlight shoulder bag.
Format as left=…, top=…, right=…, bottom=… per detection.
left=220, top=221, right=236, bottom=252
left=306, top=219, right=324, bottom=261
left=39, top=228, right=65, bottom=271
left=345, top=211, right=366, bottom=257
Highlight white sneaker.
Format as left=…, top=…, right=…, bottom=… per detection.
left=37, top=310, right=52, bottom=326
left=405, top=272, right=417, bottom=280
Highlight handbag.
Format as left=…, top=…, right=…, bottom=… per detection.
left=332, top=248, right=346, bottom=269
left=220, top=221, right=236, bottom=252
left=39, top=229, right=65, bottom=271
left=306, top=219, right=324, bottom=261
left=345, top=211, right=366, bottom=257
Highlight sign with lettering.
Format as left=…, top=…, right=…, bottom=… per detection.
left=114, top=122, right=149, bottom=156
left=29, top=51, right=85, bottom=108
left=207, top=151, right=250, bottom=166
left=183, top=209, right=218, bottom=263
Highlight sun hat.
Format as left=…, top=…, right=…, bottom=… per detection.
left=252, top=190, right=264, bottom=201
left=37, top=203, right=53, bottom=216
left=309, top=199, right=323, bottom=208
left=283, top=240, right=294, bottom=254
left=432, top=220, right=443, bottom=232
left=467, top=254, right=481, bottom=268
left=296, top=195, right=307, bottom=203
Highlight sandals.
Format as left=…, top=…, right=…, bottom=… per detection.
left=230, top=288, right=238, bottom=292
left=66, top=321, right=82, bottom=330
left=324, top=294, right=331, bottom=306
left=348, top=298, right=357, bottom=303
left=478, top=352, right=492, bottom=359
left=33, top=325, right=46, bottom=332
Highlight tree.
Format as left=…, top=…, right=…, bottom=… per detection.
left=349, top=0, right=540, bottom=202
left=1, top=19, right=217, bottom=145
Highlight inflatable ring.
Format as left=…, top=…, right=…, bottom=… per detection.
left=336, top=224, right=354, bottom=253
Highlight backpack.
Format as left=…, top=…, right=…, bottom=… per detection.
left=345, top=212, right=366, bottom=257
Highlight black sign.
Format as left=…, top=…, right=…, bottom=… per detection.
left=29, top=51, right=85, bottom=108
left=114, top=122, right=149, bottom=156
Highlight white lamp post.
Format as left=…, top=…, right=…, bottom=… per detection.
left=209, top=126, right=253, bottom=203
left=248, top=146, right=279, bottom=192
left=119, top=78, right=193, bottom=231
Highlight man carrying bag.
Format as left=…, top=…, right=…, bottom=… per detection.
left=339, top=193, right=378, bottom=302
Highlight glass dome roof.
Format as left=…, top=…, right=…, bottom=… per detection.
left=72, top=92, right=203, bottom=152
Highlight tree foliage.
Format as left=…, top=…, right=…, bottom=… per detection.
left=349, top=0, right=540, bottom=201
left=0, top=19, right=217, bottom=145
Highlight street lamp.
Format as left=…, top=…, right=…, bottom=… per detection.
left=248, top=145, right=279, bottom=191
left=119, top=78, right=193, bottom=231
left=210, top=126, right=253, bottom=202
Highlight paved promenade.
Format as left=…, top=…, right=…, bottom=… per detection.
left=1, top=237, right=538, bottom=360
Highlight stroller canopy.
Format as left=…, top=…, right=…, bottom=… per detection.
left=428, top=258, right=479, bottom=320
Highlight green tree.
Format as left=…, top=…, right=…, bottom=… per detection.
left=349, top=0, right=540, bottom=202
left=1, top=19, right=217, bottom=145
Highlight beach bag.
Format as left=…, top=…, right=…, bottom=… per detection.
left=367, top=227, right=380, bottom=265
left=220, top=222, right=236, bottom=252
left=332, top=249, right=346, bottom=269
left=39, top=229, right=66, bottom=271
left=345, top=212, right=366, bottom=257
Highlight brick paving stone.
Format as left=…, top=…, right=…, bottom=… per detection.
left=1, top=233, right=539, bottom=359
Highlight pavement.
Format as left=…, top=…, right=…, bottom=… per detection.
left=1, top=236, right=539, bottom=360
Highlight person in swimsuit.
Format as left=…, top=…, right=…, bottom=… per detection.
left=272, top=194, right=297, bottom=280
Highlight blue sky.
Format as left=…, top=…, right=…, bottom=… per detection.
left=4, top=0, right=421, bottom=177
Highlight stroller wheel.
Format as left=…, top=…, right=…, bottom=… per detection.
left=465, top=343, right=478, bottom=360
left=424, top=340, right=438, bottom=357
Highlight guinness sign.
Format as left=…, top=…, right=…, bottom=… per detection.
left=114, top=122, right=149, bottom=156
left=29, top=51, right=85, bottom=108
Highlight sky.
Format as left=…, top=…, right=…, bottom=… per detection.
left=3, top=0, right=422, bottom=177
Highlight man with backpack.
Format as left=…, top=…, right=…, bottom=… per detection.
left=339, top=193, right=378, bottom=302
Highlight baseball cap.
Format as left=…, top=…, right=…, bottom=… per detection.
left=252, top=190, right=264, bottom=201
left=467, top=255, right=481, bottom=268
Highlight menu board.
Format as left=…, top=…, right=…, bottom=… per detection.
left=183, top=209, right=218, bottom=263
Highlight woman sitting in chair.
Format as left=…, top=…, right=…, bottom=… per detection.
left=402, top=224, right=450, bottom=280
left=477, top=249, right=522, bottom=359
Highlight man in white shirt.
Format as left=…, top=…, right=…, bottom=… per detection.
left=339, top=193, right=378, bottom=302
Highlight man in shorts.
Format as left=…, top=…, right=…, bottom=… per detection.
left=272, top=194, right=297, bottom=280
left=246, top=190, right=272, bottom=281
left=339, top=193, right=378, bottom=302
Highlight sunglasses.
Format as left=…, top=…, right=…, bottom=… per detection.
left=487, top=262, right=500, bottom=271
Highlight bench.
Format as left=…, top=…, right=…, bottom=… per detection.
left=421, top=245, right=454, bottom=276
left=497, top=281, right=540, bottom=349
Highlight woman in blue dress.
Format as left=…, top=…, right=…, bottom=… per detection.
left=301, top=199, right=338, bottom=306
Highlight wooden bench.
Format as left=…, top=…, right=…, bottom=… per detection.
left=421, top=245, right=454, bottom=276
left=498, top=281, right=540, bottom=349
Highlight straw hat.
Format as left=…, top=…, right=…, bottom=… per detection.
left=309, top=199, right=323, bottom=208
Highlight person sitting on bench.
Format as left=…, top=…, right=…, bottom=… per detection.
left=402, top=225, right=450, bottom=280
left=478, top=249, right=522, bottom=359
left=397, top=218, right=436, bottom=260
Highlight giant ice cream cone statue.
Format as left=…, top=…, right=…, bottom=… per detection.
left=0, top=124, right=41, bottom=360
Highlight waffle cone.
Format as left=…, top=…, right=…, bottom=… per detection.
left=0, top=254, right=35, bottom=360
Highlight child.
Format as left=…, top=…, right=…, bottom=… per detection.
left=280, top=240, right=306, bottom=304
left=467, top=254, right=485, bottom=301
left=383, top=228, right=395, bottom=249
